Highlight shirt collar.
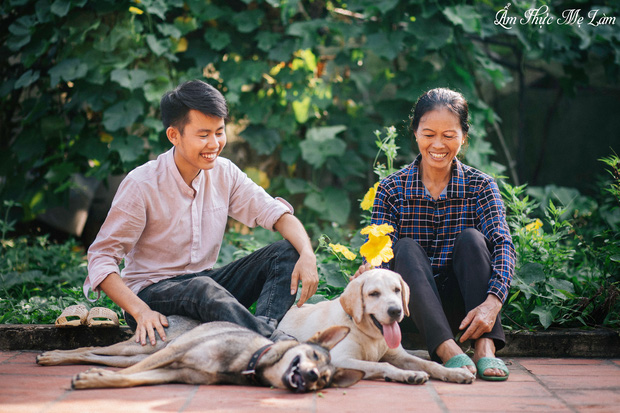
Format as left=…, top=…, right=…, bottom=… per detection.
left=166, top=148, right=204, bottom=196
left=405, top=154, right=466, bottom=199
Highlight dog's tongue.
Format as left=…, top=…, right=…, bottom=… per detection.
left=382, top=321, right=401, bottom=349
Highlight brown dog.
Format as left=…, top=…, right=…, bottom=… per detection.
left=37, top=316, right=363, bottom=391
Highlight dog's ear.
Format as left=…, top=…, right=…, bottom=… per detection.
left=399, top=275, right=411, bottom=317
left=308, top=325, right=350, bottom=350
left=329, top=368, right=364, bottom=388
left=339, top=276, right=364, bottom=324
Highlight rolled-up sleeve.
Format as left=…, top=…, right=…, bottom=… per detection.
left=227, top=164, right=293, bottom=231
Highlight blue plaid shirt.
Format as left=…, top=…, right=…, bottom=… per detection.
left=371, top=155, right=515, bottom=303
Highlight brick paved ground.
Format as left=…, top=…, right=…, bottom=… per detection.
left=1, top=351, right=619, bottom=412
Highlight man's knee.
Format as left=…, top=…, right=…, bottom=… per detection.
left=274, top=239, right=299, bottom=263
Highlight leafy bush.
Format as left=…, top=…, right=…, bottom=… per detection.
left=4, top=0, right=617, bottom=231
left=0, top=201, right=122, bottom=324
left=501, top=153, right=620, bottom=330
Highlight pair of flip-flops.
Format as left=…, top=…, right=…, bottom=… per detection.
left=445, top=353, right=509, bottom=381
left=55, top=305, right=119, bottom=328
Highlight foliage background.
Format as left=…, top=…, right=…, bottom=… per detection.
left=1, top=0, right=619, bottom=329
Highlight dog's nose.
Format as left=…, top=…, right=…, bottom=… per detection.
left=388, top=306, right=402, bottom=320
left=305, top=368, right=319, bottom=382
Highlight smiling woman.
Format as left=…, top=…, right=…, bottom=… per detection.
left=362, top=87, right=515, bottom=381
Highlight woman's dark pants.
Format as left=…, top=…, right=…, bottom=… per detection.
left=392, top=229, right=505, bottom=362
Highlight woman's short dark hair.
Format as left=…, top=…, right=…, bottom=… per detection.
left=160, top=80, right=228, bottom=134
left=409, top=88, right=470, bottom=136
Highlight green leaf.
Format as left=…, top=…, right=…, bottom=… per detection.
left=532, top=306, right=553, bottom=329
left=284, top=178, right=311, bottom=195
left=111, top=69, right=152, bottom=91
left=50, top=0, right=71, bottom=17
left=146, top=34, right=169, bottom=56
left=204, top=28, right=231, bottom=51
left=14, top=70, right=40, bottom=89
left=103, top=99, right=144, bottom=132
left=233, top=9, right=264, bottom=33
left=306, top=125, right=347, bottom=142
left=300, top=139, right=346, bottom=168
left=323, top=186, right=351, bottom=224
left=518, top=262, right=546, bottom=285
left=144, top=0, right=169, bottom=20
left=110, top=135, right=145, bottom=163
left=9, top=15, right=36, bottom=37
left=156, top=23, right=182, bottom=39
left=443, top=5, right=481, bottom=34
left=240, top=125, right=281, bottom=155
left=256, top=31, right=282, bottom=52
left=292, top=96, right=311, bottom=124
left=48, top=58, right=88, bottom=87
left=365, top=32, right=404, bottom=60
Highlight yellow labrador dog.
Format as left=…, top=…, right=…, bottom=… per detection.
left=278, top=269, right=475, bottom=384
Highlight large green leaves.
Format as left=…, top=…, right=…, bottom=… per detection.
left=300, top=126, right=347, bottom=168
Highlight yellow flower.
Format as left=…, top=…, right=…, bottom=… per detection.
left=99, top=132, right=114, bottom=143
left=360, top=223, right=394, bottom=237
left=173, top=37, right=188, bottom=53
left=329, top=243, right=357, bottom=261
left=361, top=182, right=379, bottom=211
left=525, top=219, right=543, bottom=232
left=129, top=6, right=144, bottom=15
left=360, top=234, right=394, bottom=267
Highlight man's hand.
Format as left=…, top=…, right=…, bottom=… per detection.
left=134, top=309, right=169, bottom=346
left=290, top=250, right=318, bottom=307
left=99, top=272, right=169, bottom=346
left=458, top=294, right=502, bottom=342
left=351, top=262, right=373, bottom=280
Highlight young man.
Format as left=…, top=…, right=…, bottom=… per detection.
left=85, top=80, right=318, bottom=346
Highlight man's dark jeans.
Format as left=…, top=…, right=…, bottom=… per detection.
left=125, top=240, right=298, bottom=337
left=392, top=229, right=505, bottom=362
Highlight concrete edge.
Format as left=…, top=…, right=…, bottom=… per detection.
left=1, top=324, right=619, bottom=358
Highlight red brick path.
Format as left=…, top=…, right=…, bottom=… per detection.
left=1, top=351, right=619, bottom=412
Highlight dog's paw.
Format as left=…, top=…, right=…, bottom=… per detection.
left=386, top=370, right=429, bottom=385
left=72, top=368, right=114, bottom=389
left=405, top=371, right=429, bottom=385
left=442, top=367, right=475, bottom=384
left=36, top=351, right=62, bottom=365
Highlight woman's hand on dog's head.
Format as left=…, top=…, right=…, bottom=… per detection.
left=351, top=262, right=374, bottom=281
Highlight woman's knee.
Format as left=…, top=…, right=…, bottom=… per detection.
left=393, top=237, right=424, bottom=258
left=454, top=228, right=490, bottom=258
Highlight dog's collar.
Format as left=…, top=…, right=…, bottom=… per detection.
left=242, top=344, right=273, bottom=385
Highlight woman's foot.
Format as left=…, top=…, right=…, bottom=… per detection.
left=473, top=338, right=507, bottom=379
left=436, top=339, right=476, bottom=375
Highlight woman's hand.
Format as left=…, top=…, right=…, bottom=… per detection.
left=351, top=262, right=373, bottom=280
left=458, top=294, right=502, bottom=342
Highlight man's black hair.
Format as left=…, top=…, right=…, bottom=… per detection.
left=161, top=80, right=228, bottom=134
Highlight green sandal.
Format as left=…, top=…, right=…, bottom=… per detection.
left=444, top=353, right=475, bottom=369
left=476, top=357, right=509, bottom=381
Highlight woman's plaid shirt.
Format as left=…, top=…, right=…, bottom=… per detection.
left=371, top=155, right=515, bottom=303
